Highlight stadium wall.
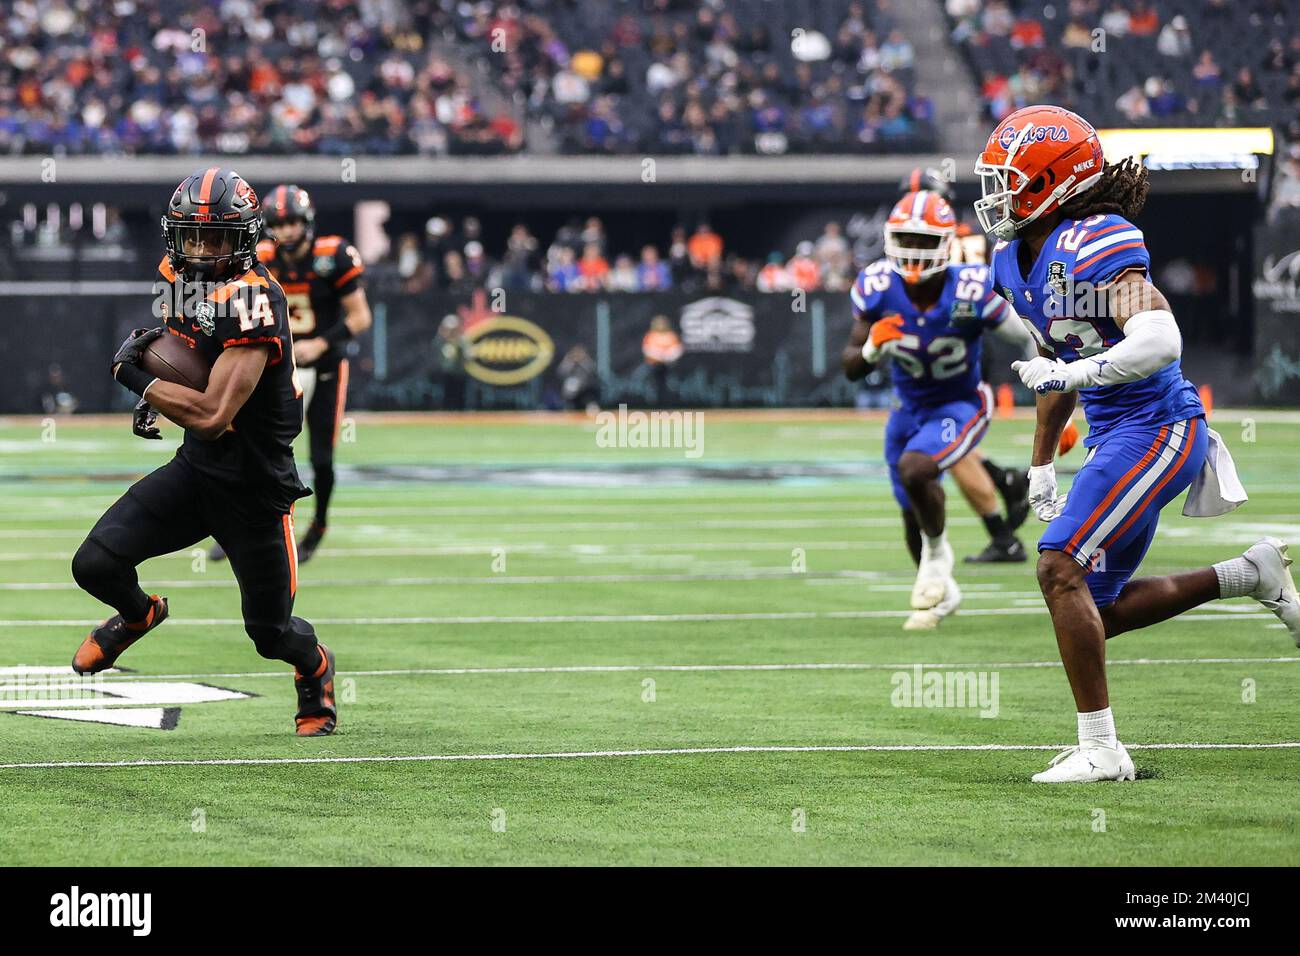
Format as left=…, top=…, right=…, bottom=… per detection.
left=1, top=288, right=1261, bottom=415
left=1254, top=218, right=1300, bottom=405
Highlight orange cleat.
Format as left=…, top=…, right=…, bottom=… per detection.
left=72, top=595, right=168, bottom=675
left=294, top=643, right=337, bottom=736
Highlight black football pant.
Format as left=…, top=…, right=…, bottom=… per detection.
left=303, top=359, right=348, bottom=530
left=71, top=456, right=320, bottom=672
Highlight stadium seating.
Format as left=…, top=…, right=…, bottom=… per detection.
left=0, top=0, right=934, bottom=156
left=948, top=0, right=1298, bottom=136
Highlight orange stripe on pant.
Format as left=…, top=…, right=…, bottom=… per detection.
left=282, top=512, right=298, bottom=597
left=1065, top=425, right=1168, bottom=556
left=1099, top=418, right=1199, bottom=552
left=930, top=389, right=990, bottom=464
left=332, top=359, right=349, bottom=447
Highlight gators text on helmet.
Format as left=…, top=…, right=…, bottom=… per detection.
left=162, top=167, right=262, bottom=281
left=973, top=105, right=1104, bottom=241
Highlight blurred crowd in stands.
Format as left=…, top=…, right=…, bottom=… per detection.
left=0, top=0, right=934, bottom=157
left=385, top=214, right=860, bottom=295
left=948, top=0, right=1300, bottom=142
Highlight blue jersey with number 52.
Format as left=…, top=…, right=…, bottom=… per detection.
left=850, top=261, right=1009, bottom=408
left=989, top=213, right=1202, bottom=446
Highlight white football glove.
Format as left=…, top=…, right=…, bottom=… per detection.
left=1027, top=463, right=1067, bottom=522
left=1012, top=356, right=1087, bottom=394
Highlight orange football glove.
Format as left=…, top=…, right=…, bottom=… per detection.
left=1057, top=419, right=1080, bottom=457
left=869, top=313, right=906, bottom=349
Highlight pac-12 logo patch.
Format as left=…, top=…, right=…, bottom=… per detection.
left=193, top=301, right=216, bottom=336
left=950, top=300, right=977, bottom=325
left=1047, top=261, right=1070, bottom=296
left=314, top=255, right=335, bottom=276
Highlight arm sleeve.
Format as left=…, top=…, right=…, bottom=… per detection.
left=1070, top=309, right=1181, bottom=388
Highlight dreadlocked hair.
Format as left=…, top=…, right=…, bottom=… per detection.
left=1059, top=156, right=1149, bottom=221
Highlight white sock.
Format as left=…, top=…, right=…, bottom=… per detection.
left=1213, top=556, right=1259, bottom=599
left=1077, top=707, right=1117, bottom=748
left=924, top=531, right=947, bottom=552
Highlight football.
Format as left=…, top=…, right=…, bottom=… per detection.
left=140, top=331, right=211, bottom=391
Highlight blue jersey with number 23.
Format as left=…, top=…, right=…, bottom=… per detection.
left=990, top=213, right=1202, bottom=446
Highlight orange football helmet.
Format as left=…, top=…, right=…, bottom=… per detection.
left=884, top=190, right=956, bottom=284
left=974, top=105, right=1105, bottom=240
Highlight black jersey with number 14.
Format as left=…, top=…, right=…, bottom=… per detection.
left=154, top=256, right=310, bottom=513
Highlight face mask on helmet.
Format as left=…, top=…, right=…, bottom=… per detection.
left=166, top=221, right=256, bottom=280
left=885, top=226, right=952, bottom=283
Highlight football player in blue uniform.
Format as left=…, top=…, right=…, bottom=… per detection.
left=843, top=190, right=1038, bottom=629
left=977, top=105, right=1299, bottom=782
left=898, top=168, right=1040, bottom=557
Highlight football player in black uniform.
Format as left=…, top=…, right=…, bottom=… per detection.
left=70, top=167, right=337, bottom=736
left=211, top=184, right=370, bottom=564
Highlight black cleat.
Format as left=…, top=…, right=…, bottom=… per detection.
left=999, top=468, right=1031, bottom=531
left=297, top=523, right=326, bottom=564
left=208, top=541, right=227, bottom=562
left=294, top=643, right=337, bottom=736
left=964, top=538, right=1027, bottom=564
left=72, top=595, right=169, bottom=675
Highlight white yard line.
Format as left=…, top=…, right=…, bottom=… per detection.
left=0, top=540, right=913, bottom=561
left=0, top=500, right=913, bottom=521
left=1, top=569, right=884, bottom=590
left=3, top=655, right=1292, bottom=683
left=0, top=608, right=1282, bottom=627
left=2, top=741, right=1296, bottom=771
left=0, top=577, right=1046, bottom=596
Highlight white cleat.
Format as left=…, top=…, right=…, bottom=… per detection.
left=911, top=538, right=954, bottom=610
left=904, top=577, right=961, bottom=630
left=1031, top=741, right=1136, bottom=783
left=1243, top=537, right=1300, bottom=646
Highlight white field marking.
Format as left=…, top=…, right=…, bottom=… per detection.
left=0, top=578, right=1042, bottom=599
left=0, top=540, right=921, bottom=562
left=0, top=569, right=886, bottom=590
left=0, top=500, right=929, bottom=521
left=11, top=655, right=1293, bottom=684
left=7, top=523, right=1293, bottom=562
left=0, top=609, right=1282, bottom=628
left=0, top=517, right=980, bottom=537
left=3, top=741, right=1297, bottom=771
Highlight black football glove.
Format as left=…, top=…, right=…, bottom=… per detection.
left=112, top=327, right=165, bottom=396
left=112, top=326, right=165, bottom=372
left=132, top=399, right=162, bottom=440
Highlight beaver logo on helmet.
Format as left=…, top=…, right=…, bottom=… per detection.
left=974, top=105, right=1105, bottom=241
left=161, top=167, right=262, bottom=281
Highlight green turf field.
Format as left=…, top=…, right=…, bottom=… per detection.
left=0, top=409, right=1297, bottom=866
